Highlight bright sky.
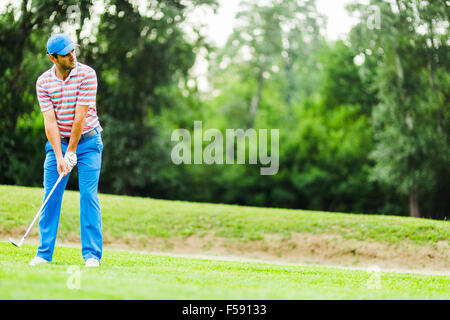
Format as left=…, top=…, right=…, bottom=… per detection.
left=316, top=0, right=359, bottom=40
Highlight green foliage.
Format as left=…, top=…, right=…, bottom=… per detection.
left=210, top=0, right=325, bottom=126
left=0, top=0, right=448, bottom=219
left=77, top=0, right=218, bottom=196
left=319, top=40, right=378, bottom=112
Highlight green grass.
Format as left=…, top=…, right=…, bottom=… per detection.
left=1, top=242, right=449, bottom=300
left=1, top=185, right=449, bottom=246
left=1, top=185, right=449, bottom=300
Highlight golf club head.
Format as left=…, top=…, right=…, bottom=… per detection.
left=9, top=237, right=22, bottom=247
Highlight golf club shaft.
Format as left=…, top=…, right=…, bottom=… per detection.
left=20, top=173, right=64, bottom=242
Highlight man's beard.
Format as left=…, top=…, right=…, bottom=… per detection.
left=64, top=61, right=76, bottom=71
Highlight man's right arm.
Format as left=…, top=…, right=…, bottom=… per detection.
left=42, top=109, right=70, bottom=177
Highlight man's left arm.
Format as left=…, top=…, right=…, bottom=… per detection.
left=67, top=104, right=89, bottom=153
left=67, top=69, right=98, bottom=156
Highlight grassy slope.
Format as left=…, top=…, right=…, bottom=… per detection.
left=0, top=185, right=449, bottom=247
left=1, top=242, right=449, bottom=299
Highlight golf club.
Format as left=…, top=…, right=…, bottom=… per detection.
left=9, top=172, right=64, bottom=247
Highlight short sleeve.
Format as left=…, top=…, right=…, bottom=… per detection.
left=36, top=80, right=53, bottom=112
left=78, top=70, right=97, bottom=106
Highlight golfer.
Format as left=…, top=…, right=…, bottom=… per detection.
left=29, top=34, right=103, bottom=267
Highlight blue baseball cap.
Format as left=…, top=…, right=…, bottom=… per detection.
left=46, top=33, right=79, bottom=55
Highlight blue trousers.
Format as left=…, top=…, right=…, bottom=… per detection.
left=36, top=133, right=103, bottom=262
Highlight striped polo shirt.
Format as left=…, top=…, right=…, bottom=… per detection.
left=36, top=62, right=101, bottom=137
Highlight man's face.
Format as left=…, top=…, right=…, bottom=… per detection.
left=50, top=48, right=77, bottom=70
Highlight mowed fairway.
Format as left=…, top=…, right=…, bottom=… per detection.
left=1, top=185, right=449, bottom=299
left=0, top=242, right=449, bottom=300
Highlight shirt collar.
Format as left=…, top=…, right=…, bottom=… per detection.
left=51, top=62, right=79, bottom=82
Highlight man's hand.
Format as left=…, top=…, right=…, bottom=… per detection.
left=64, top=151, right=77, bottom=171
left=57, top=155, right=71, bottom=177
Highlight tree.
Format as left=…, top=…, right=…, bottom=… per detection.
left=210, top=0, right=325, bottom=127
left=348, top=0, right=449, bottom=218
left=82, top=0, right=218, bottom=195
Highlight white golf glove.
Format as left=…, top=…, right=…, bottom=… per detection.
left=64, top=151, right=77, bottom=169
